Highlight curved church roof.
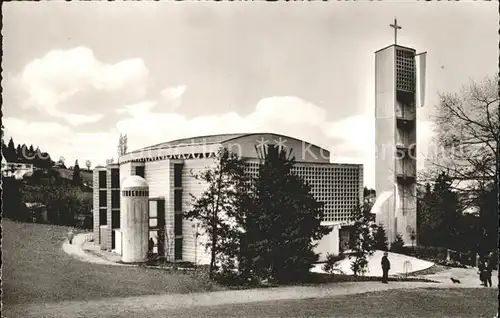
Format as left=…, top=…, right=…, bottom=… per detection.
left=139, top=133, right=247, bottom=151
left=122, top=133, right=331, bottom=164
left=133, top=133, right=326, bottom=153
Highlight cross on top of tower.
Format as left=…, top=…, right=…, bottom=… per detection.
left=390, top=18, right=402, bottom=45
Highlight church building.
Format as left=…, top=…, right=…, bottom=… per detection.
left=93, top=133, right=363, bottom=264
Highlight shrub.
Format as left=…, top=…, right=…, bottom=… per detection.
left=322, top=253, right=346, bottom=274
left=390, top=233, right=405, bottom=253
left=374, top=224, right=389, bottom=251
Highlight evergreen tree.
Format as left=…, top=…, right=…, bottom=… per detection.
left=186, top=147, right=248, bottom=279
left=417, top=183, right=433, bottom=246
left=5, top=137, right=16, bottom=161
left=431, top=172, right=461, bottom=250
left=33, top=147, right=41, bottom=167
left=373, top=224, right=389, bottom=251
left=3, top=177, right=29, bottom=221
left=19, top=144, right=29, bottom=163
left=7, top=137, right=15, bottom=153
left=478, top=183, right=498, bottom=254
left=16, top=144, right=22, bottom=160
left=418, top=172, right=462, bottom=250
left=348, top=205, right=377, bottom=277
left=243, top=145, right=331, bottom=283
left=39, top=152, right=53, bottom=169
left=72, top=160, right=82, bottom=186
left=390, top=233, right=405, bottom=253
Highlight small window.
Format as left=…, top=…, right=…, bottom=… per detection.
left=111, top=190, right=120, bottom=209
left=112, top=210, right=120, bottom=229
left=157, top=200, right=165, bottom=227
left=99, top=208, right=107, bottom=225
left=99, top=171, right=107, bottom=188
left=135, top=166, right=145, bottom=178
left=99, top=190, right=107, bottom=208
left=149, top=201, right=158, bottom=217
left=111, top=169, right=120, bottom=188
left=149, top=218, right=158, bottom=228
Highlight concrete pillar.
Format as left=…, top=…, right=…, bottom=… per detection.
left=121, top=176, right=149, bottom=263
left=331, top=224, right=340, bottom=256
left=315, top=222, right=341, bottom=261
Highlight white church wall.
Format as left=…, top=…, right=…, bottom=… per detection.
left=314, top=223, right=341, bottom=262
left=181, top=158, right=216, bottom=263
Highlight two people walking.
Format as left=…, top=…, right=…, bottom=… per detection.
left=478, top=256, right=493, bottom=287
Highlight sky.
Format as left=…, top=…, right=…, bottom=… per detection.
left=2, top=2, right=497, bottom=188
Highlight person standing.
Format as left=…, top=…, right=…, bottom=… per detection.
left=148, top=237, right=155, bottom=257
left=381, top=252, right=391, bottom=283
left=68, top=230, right=74, bottom=245
left=485, top=259, right=493, bottom=287
left=478, top=259, right=487, bottom=286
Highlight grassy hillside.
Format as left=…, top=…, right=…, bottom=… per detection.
left=2, top=220, right=219, bottom=308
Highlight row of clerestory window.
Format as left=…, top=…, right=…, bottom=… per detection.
left=122, top=190, right=149, bottom=197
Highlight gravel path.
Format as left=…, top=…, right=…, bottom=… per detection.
left=10, top=280, right=443, bottom=317
left=46, top=233, right=495, bottom=318
left=62, top=233, right=120, bottom=266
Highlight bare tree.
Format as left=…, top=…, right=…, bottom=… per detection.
left=422, top=75, right=498, bottom=206
left=85, top=160, right=92, bottom=171
left=117, top=134, right=128, bottom=157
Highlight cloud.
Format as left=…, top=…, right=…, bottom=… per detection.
left=161, top=85, right=187, bottom=109
left=65, top=114, right=105, bottom=126
left=116, top=96, right=328, bottom=151
left=250, top=96, right=327, bottom=125
left=15, top=46, right=149, bottom=126
left=116, top=101, right=158, bottom=117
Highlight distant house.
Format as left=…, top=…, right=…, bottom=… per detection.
left=2, top=157, right=34, bottom=180
left=53, top=162, right=66, bottom=169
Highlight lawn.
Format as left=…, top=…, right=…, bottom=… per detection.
left=2, top=219, right=220, bottom=306
left=145, top=288, right=498, bottom=317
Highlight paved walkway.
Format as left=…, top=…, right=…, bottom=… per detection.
left=54, top=233, right=497, bottom=318
left=13, top=280, right=443, bottom=317
left=62, top=233, right=121, bottom=266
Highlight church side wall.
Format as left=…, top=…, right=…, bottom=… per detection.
left=144, top=159, right=172, bottom=259
left=181, top=158, right=215, bottom=265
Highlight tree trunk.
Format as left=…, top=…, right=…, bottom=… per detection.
left=210, top=212, right=217, bottom=279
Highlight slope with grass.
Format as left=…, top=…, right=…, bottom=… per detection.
left=2, top=220, right=219, bottom=307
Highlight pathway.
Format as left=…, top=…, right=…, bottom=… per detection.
left=62, top=233, right=123, bottom=266
left=54, top=233, right=497, bottom=318
left=12, top=280, right=443, bottom=317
